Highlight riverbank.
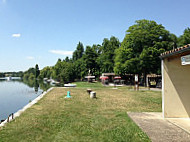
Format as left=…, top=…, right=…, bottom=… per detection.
left=0, top=87, right=53, bottom=127
left=0, top=80, right=45, bottom=121
left=0, top=83, right=161, bottom=141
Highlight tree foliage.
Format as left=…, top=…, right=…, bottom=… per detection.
left=114, top=19, right=175, bottom=77
left=83, top=46, right=98, bottom=75
left=72, top=42, right=84, bottom=61
left=98, top=36, right=120, bottom=73
left=51, top=58, right=74, bottom=83
left=17, top=19, right=190, bottom=85
left=22, top=67, right=36, bottom=81
left=178, top=28, right=190, bottom=47
left=39, top=66, right=52, bottom=80
left=35, top=64, right=40, bottom=78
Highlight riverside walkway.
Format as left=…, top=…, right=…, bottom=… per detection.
left=128, top=112, right=190, bottom=142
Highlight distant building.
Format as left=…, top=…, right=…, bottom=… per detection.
left=160, top=44, right=190, bottom=118
left=101, top=73, right=115, bottom=83
left=100, top=73, right=124, bottom=85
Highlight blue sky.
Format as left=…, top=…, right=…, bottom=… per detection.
left=0, top=0, right=190, bottom=72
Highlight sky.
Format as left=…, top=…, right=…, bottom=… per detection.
left=0, top=0, right=190, bottom=72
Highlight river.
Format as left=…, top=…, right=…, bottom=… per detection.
left=0, top=78, right=48, bottom=121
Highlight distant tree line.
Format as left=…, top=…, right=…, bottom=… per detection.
left=22, top=64, right=40, bottom=81
left=3, top=19, right=190, bottom=84
left=0, top=71, right=23, bottom=78
left=37, top=36, right=120, bottom=84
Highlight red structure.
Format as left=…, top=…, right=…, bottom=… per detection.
left=99, top=76, right=109, bottom=85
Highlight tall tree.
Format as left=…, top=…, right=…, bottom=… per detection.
left=60, top=61, right=74, bottom=83
left=114, top=19, right=175, bottom=85
left=35, top=64, right=40, bottom=79
left=98, top=36, right=120, bottom=73
left=52, top=59, right=62, bottom=81
left=73, top=58, right=84, bottom=79
left=72, top=42, right=84, bottom=61
left=92, top=44, right=101, bottom=76
left=178, top=27, right=190, bottom=47
left=64, top=56, right=70, bottom=62
left=83, top=46, right=99, bottom=76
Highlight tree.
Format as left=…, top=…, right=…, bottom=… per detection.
left=73, top=58, right=86, bottom=79
left=83, top=46, right=98, bottom=75
left=170, top=33, right=178, bottom=49
left=178, top=28, right=190, bottom=47
left=98, top=36, right=120, bottom=73
left=0, top=73, right=5, bottom=77
left=52, top=59, right=63, bottom=81
left=35, top=64, right=40, bottom=79
left=114, top=19, right=175, bottom=85
left=51, top=58, right=75, bottom=83
left=29, top=73, right=35, bottom=80
left=22, top=67, right=36, bottom=81
left=64, top=56, right=70, bottom=62
left=60, top=61, right=74, bottom=83
left=92, top=44, right=101, bottom=76
left=72, top=42, right=84, bottom=61
left=39, top=66, right=52, bottom=79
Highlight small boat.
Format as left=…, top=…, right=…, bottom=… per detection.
left=46, top=79, right=52, bottom=83
left=64, top=84, right=76, bottom=87
left=43, top=78, right=48, bottom=81
left=50, top=80, right=60, bottom=85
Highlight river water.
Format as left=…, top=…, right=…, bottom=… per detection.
left=0, top=79, right=44, bottom=121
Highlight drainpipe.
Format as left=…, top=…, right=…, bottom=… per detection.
left=161, top=59, right=165, bottom=118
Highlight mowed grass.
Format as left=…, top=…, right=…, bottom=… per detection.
left=0, top=82, right=161, bottom=142
left=74, top=81, right=107, bottom=88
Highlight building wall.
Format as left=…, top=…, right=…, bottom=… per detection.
left=163, top=56, right=190, bottom=118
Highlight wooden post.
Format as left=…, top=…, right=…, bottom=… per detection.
left=12, top=113, right=14, bottom=119
left=87, top=89, right=92, bottom=95
left=7, top=115, right=9, bottom=122
left=90, top=92, right=96, bottom=98
left=146, top=75, right=150, bottom=90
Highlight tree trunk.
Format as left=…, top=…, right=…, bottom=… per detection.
left=143, top=70, right=147, bottom=87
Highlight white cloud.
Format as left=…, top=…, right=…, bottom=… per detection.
left=26, top=56, right=34, bottom=60
left=49, top=50, right=73, bottom=56
left=12, top=33, right=21, bottom=38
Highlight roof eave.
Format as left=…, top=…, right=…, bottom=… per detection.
left=160, top=47, right=190, bottom=60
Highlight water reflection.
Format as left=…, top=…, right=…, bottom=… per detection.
left=0, top=77, right=60, bottom=92
left=0, top=78, right=55, bottom=121
left=22, top=79, right=53, bottom=92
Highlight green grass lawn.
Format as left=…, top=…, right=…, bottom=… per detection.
left=74, top=81, right=108, bottom=88
left=0, top=82, right=161, bottom=142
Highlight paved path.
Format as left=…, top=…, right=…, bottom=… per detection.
left=167, top=118, right=190, bottom=134
left=128, top=112, right=190, bottom=142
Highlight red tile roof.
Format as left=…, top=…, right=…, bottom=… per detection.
left=160, top=44, right=190, bottom=59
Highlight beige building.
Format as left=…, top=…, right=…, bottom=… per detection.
left=160, top=44, right=190, bottom=118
